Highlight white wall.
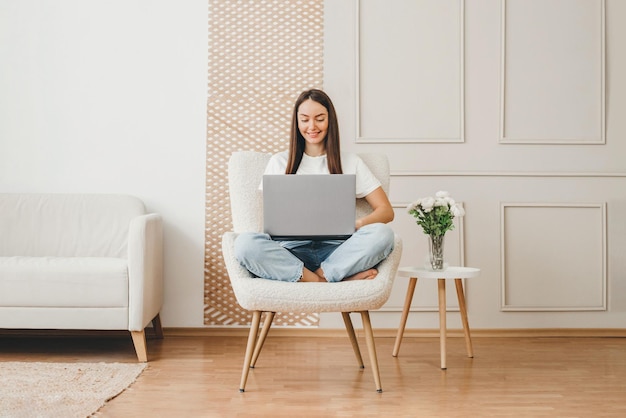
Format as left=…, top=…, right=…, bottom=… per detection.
left=2, top=0, right=625, bottom=331
left=0, top=0, right=209, bottom=326
left=324, top=0, right=626, bottom=330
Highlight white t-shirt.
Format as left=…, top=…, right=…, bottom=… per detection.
left=262, top=151, right=381, bottom=198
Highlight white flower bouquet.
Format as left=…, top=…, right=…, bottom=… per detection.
left=407, top=191, right=465, bottom=270
left=406, top=191, right=465, bottom=237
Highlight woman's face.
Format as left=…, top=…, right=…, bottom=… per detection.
left=297, top=99, right=328, bottom=146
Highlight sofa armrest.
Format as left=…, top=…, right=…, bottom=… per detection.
left=127, top=213, right=164, bottom=331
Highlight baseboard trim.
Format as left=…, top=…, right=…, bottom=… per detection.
left=2, top=327, right=624, bottom=339
left=162, top=327, right=626, bottom=339
left=0, top=328, right=160, bottom=339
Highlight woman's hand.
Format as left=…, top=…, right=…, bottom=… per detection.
left=356, top=187, right=394, bottom=229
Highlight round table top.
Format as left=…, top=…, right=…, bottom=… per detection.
left=398, top=266, right=480, bottom=279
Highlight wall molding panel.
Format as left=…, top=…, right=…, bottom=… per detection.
left=499, top=0, right=605, bottom=144
left=391, top=171, right=626, bottom=178
left=322, top=0, right=626, bottom=330
left=500, top=203, right=607, bottom=311
left=355, top=0, right=464, bottom=143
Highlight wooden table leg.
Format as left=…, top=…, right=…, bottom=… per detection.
left=392, top=277, right=418, bottom=357
left=455, top=278, right=474, bottom=358
left=438, top=278, right=447, bottom=370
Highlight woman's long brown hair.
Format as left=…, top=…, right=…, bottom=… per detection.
left=285, top=89, right=343, bottom=174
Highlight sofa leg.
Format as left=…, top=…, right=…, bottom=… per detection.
left=152, top=314, right=164, bottom=339
left=131, top=330, right=148, bottom=362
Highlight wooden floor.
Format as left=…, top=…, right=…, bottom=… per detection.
left=2, top=332, right=626, bottom=417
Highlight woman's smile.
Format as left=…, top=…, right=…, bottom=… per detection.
left=298, top=99, right=328, bottom=146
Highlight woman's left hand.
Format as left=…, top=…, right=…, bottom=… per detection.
left=358, top=187, right=395, bottom=228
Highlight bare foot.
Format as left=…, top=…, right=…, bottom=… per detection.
left=300, top=268, right=326, bottom=282
left=343, top=269, right=378, bottom=281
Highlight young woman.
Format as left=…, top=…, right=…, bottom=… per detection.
left=234, top=89, right=395, bottom=282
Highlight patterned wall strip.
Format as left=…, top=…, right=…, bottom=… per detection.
left=205, top=0, right=324, bottom=326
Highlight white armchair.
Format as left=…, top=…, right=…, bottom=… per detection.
left=222, top=151, right=402, bottom=392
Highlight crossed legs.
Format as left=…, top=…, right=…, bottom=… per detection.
left=300, top=267, right=378, bottom=282
left=234, top=223, right=393, bottom=283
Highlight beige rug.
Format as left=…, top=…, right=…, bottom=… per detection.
left=0, top=361, right=146, bottom=418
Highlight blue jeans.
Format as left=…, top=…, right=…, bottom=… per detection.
left=234, top=223, right=395, bottom=282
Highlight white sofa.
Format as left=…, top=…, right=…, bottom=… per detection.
left=0, top=193, right=164, bottom=361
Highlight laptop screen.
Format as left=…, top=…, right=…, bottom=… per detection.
left=262, top=174, right=356, bottom=240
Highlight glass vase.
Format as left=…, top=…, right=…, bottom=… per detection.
left=428, top=234, right=445, bottom=270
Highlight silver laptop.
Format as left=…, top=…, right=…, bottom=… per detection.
left=263, top=174, right=356, bottom=240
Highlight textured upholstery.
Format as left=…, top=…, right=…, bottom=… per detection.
left=222, top=231, right=401, bottom=312
left=223, top=151, right=403, bottom=313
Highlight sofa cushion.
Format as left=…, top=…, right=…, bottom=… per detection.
left=0, top=194, right=145, bottom=257
left=0, top=257, right=128, bottom=307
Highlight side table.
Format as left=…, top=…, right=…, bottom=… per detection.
left=392, top=266, right=480, bottom=369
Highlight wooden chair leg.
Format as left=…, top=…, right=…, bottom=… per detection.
left=240, top=311, right=262, bottom=392
left=251, top=311, right=275, bottom=368
left=341, top=312, right=364, bottom=368
left=393, top=277, right=418, bottom=357
left=152, top=313, right=164, bottom=339
left=360, top=311, right=383, bottom=393
left=131, top=330, right=148, bottom=362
